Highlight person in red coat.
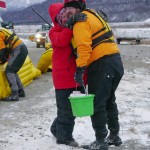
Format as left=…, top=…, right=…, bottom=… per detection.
left=48, top=3, right=86, bottom=147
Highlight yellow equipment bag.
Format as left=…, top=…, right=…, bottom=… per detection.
left=36, top=48, right=53, bottom=73
left=0, top=56, right=41, bottom=100
left=0, top=64, right=11, bottom=99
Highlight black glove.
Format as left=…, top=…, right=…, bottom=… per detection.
left=0, top=55, right=7, bottom=64
left=66, top=13, right=87, bottom=29
left=74, top=66, right=86, bottom=86
left=0, top=48, right=8, bottom=64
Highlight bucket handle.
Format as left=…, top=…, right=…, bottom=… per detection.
left=82, top=83, right=88, bottom=95
left=76, top=83, right=88, bottom=95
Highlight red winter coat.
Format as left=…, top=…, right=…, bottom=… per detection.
left=49, top=3, right=78, bottom=89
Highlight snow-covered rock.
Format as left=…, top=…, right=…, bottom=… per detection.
left=144, top=18, right=150, bottom=22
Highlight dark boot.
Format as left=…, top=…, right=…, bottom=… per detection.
left=18, top=89, right=26, bottom=97
left=3, top=91, right=19, bottom=101
left=50, top=118, right=57, bottom=138
left=57, top=138, right=78, bottom=147
left=106, top=133, right=122, bottom=146
left=82, top=140, right=108, bottom=150
left=50, top=127, right=56, bottom=138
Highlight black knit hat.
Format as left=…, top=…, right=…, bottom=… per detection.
left=64, top=1, right=86, bottom=10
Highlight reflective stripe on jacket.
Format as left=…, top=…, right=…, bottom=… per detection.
left=73, top=10, right=120, bottom=67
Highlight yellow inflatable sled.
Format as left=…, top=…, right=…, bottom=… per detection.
left=0, top=56, right=41, bottom=100
left=37, top=43, right=53, bottom=73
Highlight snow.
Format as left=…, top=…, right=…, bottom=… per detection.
left=117, top=69, right=150, bottom=145
left=113, top=28, right=150, bottom=39
left=70, top=91, right=86, bottom=97
left=0, top=68, right=150, bottom=150
left=144, top=18, right=150, bottom=22
left=110, top=22, right=150, bottom=39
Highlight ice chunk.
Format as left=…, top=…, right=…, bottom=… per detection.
left=70, top=91, right=86, bottom=97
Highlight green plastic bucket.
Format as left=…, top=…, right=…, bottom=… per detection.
left=69, top=94, right=95, bottom=117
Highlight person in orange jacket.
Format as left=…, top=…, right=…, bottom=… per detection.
left=48, top=2, right=87, bottom=147
left=64, top=0, right=124, bottom=150
left=0, top=28, right=28, bottom=101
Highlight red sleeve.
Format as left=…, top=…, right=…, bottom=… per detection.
left=49, top=27, right=73, bottom=47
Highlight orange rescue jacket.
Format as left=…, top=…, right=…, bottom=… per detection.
left=0, top=28, right=22, bottom=51
left=73, top=10, right=120, bottom=67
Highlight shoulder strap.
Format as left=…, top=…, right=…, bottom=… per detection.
left=85, top=9, right=112, bottom=35
left=0, top=28, right=19, bottom=49
left=84, top=9, right=115, bottom=49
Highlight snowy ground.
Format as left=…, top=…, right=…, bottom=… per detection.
left=0, top=41, right=150, bottom=150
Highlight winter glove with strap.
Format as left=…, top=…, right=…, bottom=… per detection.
left=66, top=13, right=87, bottom=29
left=74, top=66, right=87, bottom=86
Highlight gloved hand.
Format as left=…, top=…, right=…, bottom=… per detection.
left=0, top=54, right=7, bottom=64
left=0, top=57, right=7, bottom=64
left=74, top=66, right=87, bottom=86
left=0, top=48, right=8, bottom=64
left=66, top=13, right=87, bottom=29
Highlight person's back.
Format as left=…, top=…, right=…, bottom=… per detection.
left=0, top=28, right=22, bottom=51
left=72, top=9, right=120, bottom=67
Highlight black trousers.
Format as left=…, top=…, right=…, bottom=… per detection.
left=88, top=53, right=124, bottom=140
left=51, top=87, right=84, bottom=141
